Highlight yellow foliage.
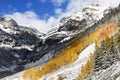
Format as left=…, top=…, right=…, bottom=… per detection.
left=78, top=65, right=86, bottom=80
left=77, top=54, right=94, bottom=80
left=114, top=33, right=119, bottom=46
left=105, top=36, right=111, bottom=49
left=23, top=49, right=78, bottom=80
left=23, top=67, right=40, bottom=80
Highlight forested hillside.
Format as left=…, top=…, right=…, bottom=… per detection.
left=22, top=5, right=120, bottom=80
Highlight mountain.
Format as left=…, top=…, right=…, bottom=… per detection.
left=47, top=4, right=105, bottom=38
left=0, top=3, right=120, bottom=80
left=0, top=17, right=44, bottom=78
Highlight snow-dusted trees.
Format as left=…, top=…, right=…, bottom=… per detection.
left=109, top=36, right=119, bottom=63
left=100, top=39, right=112, bottom=69
left=94, top=44, right=101, bottom=72
left=94, top=34, right=120, bottom=72
left=94, top=39, right=111, bottom=71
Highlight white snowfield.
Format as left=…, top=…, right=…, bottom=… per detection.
left=0, top=44, right=34, bottom=51
left=40, top=43, right=96, bottom=80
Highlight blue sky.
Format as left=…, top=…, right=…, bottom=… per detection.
left=0, top=0, right=68, bottom=19
left=0, top=0, right=71, bottom=33
left=0, top=0, right=120, bottom=33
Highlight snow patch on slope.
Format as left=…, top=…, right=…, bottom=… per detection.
left=0, top=44, right=34, bottom=51
left=40, top=43, right=96, bottom=80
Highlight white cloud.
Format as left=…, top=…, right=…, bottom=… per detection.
left=51, top=0, right=66, bottom=6
left=5, top=11, right=58, bottom=33
left=66, top=0, right=120, bottom=13
left=26, top=2, right=32, bottom=8
left=55, top=8, right=62, bottom=15
left=4, top=0, right=120, bottom=33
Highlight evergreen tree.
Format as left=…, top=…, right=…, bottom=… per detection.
left=94, top=44, right=101, bottom=72
left=110, top=36, right=119, bottom=63
left=100, top=39, right=111, bottom=69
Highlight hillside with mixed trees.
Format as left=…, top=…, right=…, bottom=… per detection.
left=78, top=8, right=120, bottom=80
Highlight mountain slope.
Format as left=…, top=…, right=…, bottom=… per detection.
left=40, top=43, right=95, bottom=80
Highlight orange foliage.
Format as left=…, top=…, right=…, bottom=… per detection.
left=100, top=21, right=117, bottom=38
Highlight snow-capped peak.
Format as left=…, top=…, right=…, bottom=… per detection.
left=3, top=17, right=13, bottom=22
left=45, top=3, right=107, bottom=42
left=0, top=17, right=18, bottom=29
left=0, top=17, right=44, bottom=36
left=70, top=3, right=105, bottom=26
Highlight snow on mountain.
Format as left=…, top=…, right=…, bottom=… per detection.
left=0, top=17, right=44, bottom=36
left=44, top=4, right=107, bottom=43
left=0, top=16, right=75, bottom=79
left=0, top=17, right=45, bottom=78
left=70, top=4, right=105, bottom=25
left=40, top=43, right=95, bottom=80
left=0, top=17, right=43, bottom=49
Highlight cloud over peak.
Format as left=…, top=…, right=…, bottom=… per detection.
left=5, top=11, right=58, bottom=33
